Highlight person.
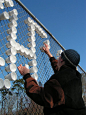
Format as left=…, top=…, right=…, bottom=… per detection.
left=18, top=44, right=86, bottom=115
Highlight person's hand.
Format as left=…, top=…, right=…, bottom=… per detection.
left=18, top=64, right=29, bottom=76
left=43, top=43, right=53, bottom=58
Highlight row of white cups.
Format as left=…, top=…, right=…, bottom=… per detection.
left=0, top=0, right=17, bottom=89
left=0, top=6, right=49, bottom=89
left=0, top=0, right=14, bottom=9
left=24, top=18, right=39, bottom=81
left=24, top=17, right=47, bottom=38
left=5, top=5, right=18, bottom=86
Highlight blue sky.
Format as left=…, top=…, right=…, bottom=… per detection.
left=20, top=0, right=86, bottom=72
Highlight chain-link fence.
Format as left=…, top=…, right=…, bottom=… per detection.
left=0, top=0, right=86, bottom=114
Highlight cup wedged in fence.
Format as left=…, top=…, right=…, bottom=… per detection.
left=28, top=24, right=35, bottom=31
left=4, top=79, right=11, bottom=89
left=19, top=45, right=25, bottom=55
left=7, top=26, right=17, bottom=34
left=31, top=73, right=38, bottom=80
left=0, top=2, right=4, bottom=9
left=0, top=11, right=9, bottom=20
left=24, top=48, right=30, bottom=57
left=6, top=39, right=16, bottom=48
left=5, top=55, right=17, bottom=63
left=5, top=47, right=17, bottom=55
left=27, top=36, right=36, bottom=42
left=5, top=72, right=17, bottom=81
left=8, top=20, right=17, bottom=28
left=28, top=59, right=37, bottom=66
left=0, top=57, right=5, bottom=66
left=57, top=49, right=63, bottom=56
left=15, top=43, right=21, bottom=52
left=31, top=47, right=36, bottom=53
left=0, top=0, right=4, bottom=3
left=0, top=78, right=4, bottom=89
left=27, top=41, right=36, bottom=48
left=4, top=0, right=14, bottom=7
left=9, top=9, right=18, bottom=16
left=6, top=33, right=17, bottom=41
left=5, top=63, right=17, bottom=72
left=29, top=66, right=38, bottom=73
left=25, top=64, right=29, bottom=69
left=43, top=40, right=50, bottom=45
left=9, top=14, right=18, bottom=22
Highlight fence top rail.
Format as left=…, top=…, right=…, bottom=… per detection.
left=15, top=0, right=86, bottom=74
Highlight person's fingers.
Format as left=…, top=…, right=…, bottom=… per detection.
left=43, top=47, right=45, bottom=50
left=44, top=43, right=48, bottom=47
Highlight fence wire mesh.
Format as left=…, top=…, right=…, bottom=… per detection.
left=0, top=0, right=86, bottom=115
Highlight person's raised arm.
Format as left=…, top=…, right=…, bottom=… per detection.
left=18, top=64, right=65, bottom=108
left=43, top=43, right=58, bottom=72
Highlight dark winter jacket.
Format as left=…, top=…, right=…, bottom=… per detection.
left=23, top=57, right=86, bottom=115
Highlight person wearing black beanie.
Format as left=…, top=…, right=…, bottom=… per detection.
left=18, top=44, right=86, bottom=115
left=61, top=49, right=80, bottom=69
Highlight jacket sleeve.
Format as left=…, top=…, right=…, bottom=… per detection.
left=24, top=73, right=65, bottom=108
left=50, top=57, right=58, bottom=73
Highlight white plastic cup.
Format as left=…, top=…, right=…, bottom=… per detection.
left=5, top=72, right=17, bottom=81
left=35, top=27, right=40, bottom=33
left=20, top=45, right=25, bottom=55
left=40, top=31, right=47, bottom=38
left=9, top=14, right=18, bottom=22
left=5, top=47, right=17, bottom=55
left=27, top=41, right=36, bottom=48
left=42, top=32, right=47, bottom=38
left=0, top=57, right=5, bottom=66
left=5, top=55, right=17, bottom=63
left=28, top=25, right=35, bottom=31
left=0, top=0, right=4, bottom=3
left=9, top=9, right=18, bottom=16
left=8, top=20, right=17, bottom=28
left=5, top=63, right=17, bottom=72
left=17, top=45, right=22, bottom=54
left=4, top=79, right=11, bottom=89
left=29, top=66, right=38, bottom=73
left=57, top=49, right=63, bottom=56
left=40, top=46, right=44, bottom=52
left=24, top=48, right=30, bottom=58
left=0, top=78, right=4, bottom=89
left=43, top=40, right=50, bottom=45
left=31, top=47, right=36, bottom=53
left=40, top=44, right=50, bottom=52
left=0, top=11, right=9, bottom=20
left=27, top=50, right=34, bottom=59
left=7, top=26, right=17, bottom=34
left=31, top=73, right=38, bottom=80
left=4, top=0, right=14, bottom=7
left=28, top=53, right=36, bottom=60
left=27, top=36, right=36, bottom=42
left=24, top=17, right=32, bottom=24
left=27, top=31, right=35, bottom=36
left=28, top=60, right=37, bottom=66
left=0, top=2, right=4, bottom=9
left=15, top=43, right=21, bottom=52
left=6, top=39, right=16, bottom=48
left=33, top=53, right=36, bottom=59
left=25, top=64, right=29, bottom=69
left=6, top=33, right=17, bottom=41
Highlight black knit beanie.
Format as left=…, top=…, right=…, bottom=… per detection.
left=61, top=49, right=80, bottom=67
